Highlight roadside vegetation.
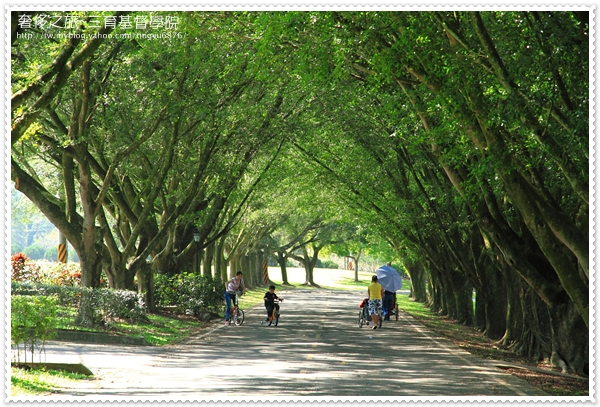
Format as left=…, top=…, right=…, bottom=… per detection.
left=10, top=367, right=92, bottom=397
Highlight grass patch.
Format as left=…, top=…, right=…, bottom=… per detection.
left=236, top=283, right=308, bottom=310
left=395, top=294, right=452, bottom=330
left=111, top=314, right=205, bottom=346
left=55, top=307, right=98, bottom=333
left=323, top=276, right=370, bottom=290
left=10, top=366, right=92, bottom=396
left=236, top=286, right=271, bottom=308
left=55, top=305, right=206, bottom=346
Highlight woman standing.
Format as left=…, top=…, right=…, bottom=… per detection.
left=367, top=275, right=384, bottom=329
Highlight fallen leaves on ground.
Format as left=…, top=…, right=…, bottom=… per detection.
left=410, top=314, right=588, bottom=397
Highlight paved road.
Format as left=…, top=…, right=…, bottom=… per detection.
left=33, top=289, right=547, bottom=399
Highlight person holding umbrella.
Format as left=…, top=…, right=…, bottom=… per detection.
left=382, top=290, right=395, bottom=321
left=376, top=265, right=403, bottom=321
left=367, top=275, right=384, bottom=329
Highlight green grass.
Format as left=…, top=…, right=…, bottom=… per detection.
left=55, top=307, right=98, bottom=332
left=10, top=367, right=92, bottom=396
left=111, top=314, right=205, bottom=346
left=236, top=283, right=312, bottom=310
left=55, top=306, right=206, bottom=346
left=331, top=276, right=371, bottom=289
left=396, top=293, right=435, bottom=320
left=395, top=293, right=469, bottom=333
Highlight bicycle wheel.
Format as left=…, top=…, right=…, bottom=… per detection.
left=234, top=309, right=245, bottom=326
left=273, top=312, right=279, bottom=327
left=358, top=310, right=364, bottom=328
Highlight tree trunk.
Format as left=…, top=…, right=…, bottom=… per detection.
left=304, top=260, right=316, bottom=286
left=241, top=253, right=252, bottom=288
left=249, top=253, right=257, bottom=288
left=499, top=167, right=588, bottom=326
left=500, top=270, right=525, bottom=349
left=474, top=288, right=486, bottom=332
left=215, top=237, right=228, bottom=283
left=403, top=259, right=427, bottom=302
left=481, top=265, right=507, bottom=340
left=229, top=252, right=240, bottom=279
left=426, top=263, right=444, bottom=315
left=137, top=262, right=156, bottom=313
left=292, top=246, right=321, bottom=287
left=548, top=301, right=588, bottom=375
left=449, top=268, right=473, bottom=326
left=276, top=252, right=290, bottom=285
left=203, top=243, right=214, bottom=281
left=74, top=289, right=97, bottom=327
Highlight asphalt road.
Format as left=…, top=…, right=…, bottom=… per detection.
left=27, top=289, right=548, bottom=400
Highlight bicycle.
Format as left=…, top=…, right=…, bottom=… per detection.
left=227, top=291, right=245, bottom=326
left=357, top=298, right=382, bottom=329
left=261, top=298, right=281, bottom=327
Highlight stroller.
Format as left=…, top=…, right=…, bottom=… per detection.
left=357, top=298, right=382, bottom=329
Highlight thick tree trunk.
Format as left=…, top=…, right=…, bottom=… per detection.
left=229, top=253, right=240, bottom=279
left=74, top=289, right=97, bottom=327
left=73, top=61, right=104, bottom=329
left=240, top=253, right=252, bottom=288
left=426, top=264, right=445, bottom=315
left=462, top=82, right=588, bottom=326
left=276, top=252, right=290, bottom=285
left=203, top=243, right=214, bottom=281
left=250, top=255, right=258, bottom=288
left=481, top=263, right=507, bottom=340
left=548, top=302, right=588, bottom=375
left=499, top=167, right=588, bottom=326
left=449, top=268, right=473, bottom=326
left=215, top=238, right=228, bottom=283
left=304, top=261, right=316, bottom=286
left=106, top=265, right=124, bottom=289
left=403, top=260, right=427, bottom=302
left=296, top=246, right=321, bottom=287
left=137, top=262, right=156, bottom=313
left=500, top=268, right=525, bottom=348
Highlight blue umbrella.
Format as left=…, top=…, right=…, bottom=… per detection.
left=376, top=265, right=402, bottom=292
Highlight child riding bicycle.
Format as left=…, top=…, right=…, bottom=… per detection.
left=263, top=285, right=283, bottom=323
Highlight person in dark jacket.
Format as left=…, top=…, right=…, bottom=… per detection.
left=382, top=290, right=395, bottom=321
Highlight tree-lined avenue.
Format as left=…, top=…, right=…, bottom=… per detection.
left=11, top=11, right=589, bottom=375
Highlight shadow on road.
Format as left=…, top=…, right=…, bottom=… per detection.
left=37, top=289, right=548, bottom=399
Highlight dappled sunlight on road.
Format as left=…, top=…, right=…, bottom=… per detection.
left=41, top=289, right=547, bottom=398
